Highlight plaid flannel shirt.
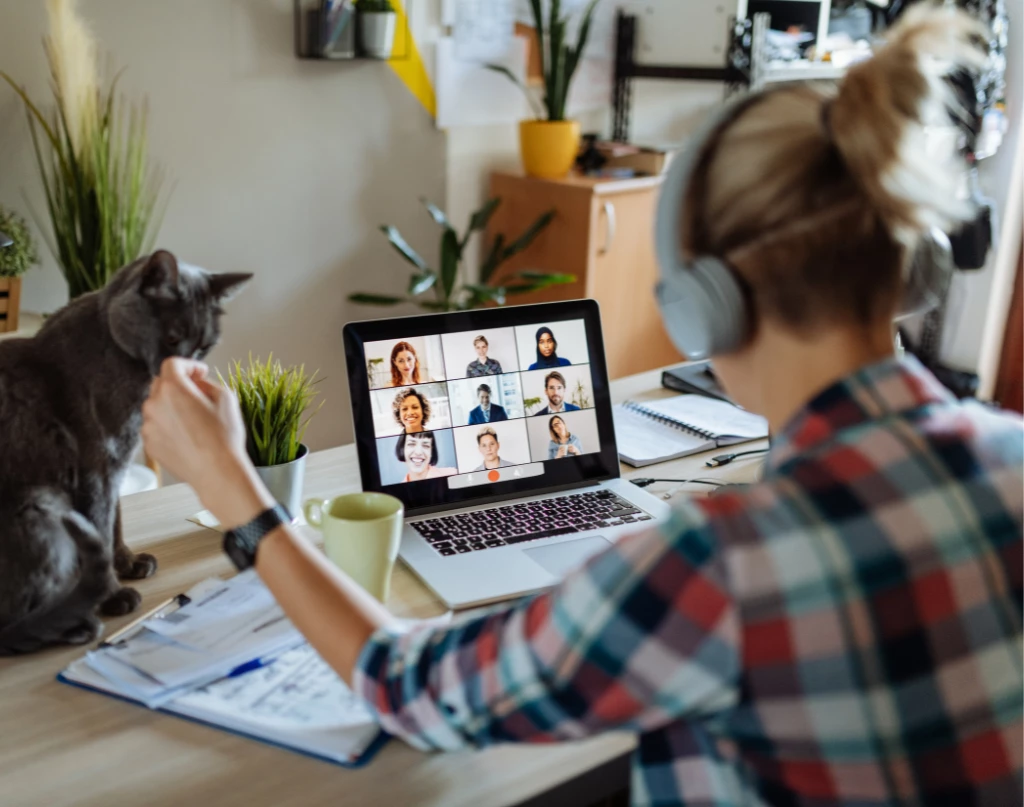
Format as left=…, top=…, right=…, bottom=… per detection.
left=354, top=357, right=1024, bottom=806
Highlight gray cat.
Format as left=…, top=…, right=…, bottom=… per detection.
left=0, top=251, right=250, bottom=654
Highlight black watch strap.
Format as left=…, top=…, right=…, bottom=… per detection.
left=222, top=504, right=291, bottom=571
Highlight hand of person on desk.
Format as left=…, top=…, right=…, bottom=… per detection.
left=142, top=357, right=396, bottom=685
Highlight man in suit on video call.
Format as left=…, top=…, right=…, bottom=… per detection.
left=467, top=383, right=508, bottom=425
left=533, top=371, right=580, bottom=416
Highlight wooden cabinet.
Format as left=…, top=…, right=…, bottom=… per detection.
left=486, top=171, right=683, bottom=379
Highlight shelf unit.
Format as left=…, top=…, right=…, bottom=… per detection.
left=612, top=9, right=847, bottom=142
left=293, top=0, right=413, bottom=62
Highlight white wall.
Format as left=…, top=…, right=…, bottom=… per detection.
left=0, top=0, right=446, bottom=451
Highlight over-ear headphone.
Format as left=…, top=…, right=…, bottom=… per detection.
left=654, top=97, right=760, bottom=360
left=654, top=93, right=959, bottom=359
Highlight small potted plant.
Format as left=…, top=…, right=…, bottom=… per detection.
left=0, top=205, right=40, bottom=334
left=349, top=196, right=574, bottom=312
left=222, top=355, right=324, bottom=518
left=356, top=0, right=397, bottom=59
left=488, top=0, right=601, bottom=178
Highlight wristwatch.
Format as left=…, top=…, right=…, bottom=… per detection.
left=222, top=504, right=291, bottom=571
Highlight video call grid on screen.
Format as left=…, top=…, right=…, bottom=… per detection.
left=363, top=321, right=602, bottom=486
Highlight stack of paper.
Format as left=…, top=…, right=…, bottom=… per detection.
left=59, top=571, right=385, bottom=767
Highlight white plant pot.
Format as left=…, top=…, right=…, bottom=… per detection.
left=120, top=464, right=159, bottom=497
left=360, top=11, right=396, bottom=59
left=253, top=444, right=309, bottom=518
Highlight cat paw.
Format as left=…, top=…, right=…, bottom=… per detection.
left=117, top=552, right=158, bottom=580
left=62, top=616, right=102, bottom=646
left=100, top=587, right=142, bottom=617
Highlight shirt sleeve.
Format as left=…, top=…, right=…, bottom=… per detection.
left=352, top=505, right=740, bottom=752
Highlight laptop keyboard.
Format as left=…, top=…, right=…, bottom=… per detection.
left=412, top=490, right=654, bottom=557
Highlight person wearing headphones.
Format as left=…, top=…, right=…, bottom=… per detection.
left=141, top=9, right=1022, bottom=805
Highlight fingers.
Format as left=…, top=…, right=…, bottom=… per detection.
left=194, top=376, right=225, bottom=403
left=160, top=356, right=210, bottom=385
left=186, top=363, right=210, bottom=384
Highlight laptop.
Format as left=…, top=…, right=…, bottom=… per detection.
left=343, top=300, right=671, bottom=609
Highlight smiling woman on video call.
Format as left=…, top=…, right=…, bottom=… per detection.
left=391, top=388, right=429, bottom=434
left=389, top=341, right=421, bottom=387
left=142, top=9, right=1022, bottom=805
left=395, top=431, right=456, bottom=482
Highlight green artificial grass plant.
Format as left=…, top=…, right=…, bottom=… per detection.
left=222, top=355, right=324, bottom=468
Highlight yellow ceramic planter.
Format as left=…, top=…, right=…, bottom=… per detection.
left=519, top=120, right=581, bottom=179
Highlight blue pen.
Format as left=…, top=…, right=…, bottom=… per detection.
left=227, top=655, right=274, bottom=678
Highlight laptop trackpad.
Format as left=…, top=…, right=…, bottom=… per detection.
left=523, top=536, right=612, bottom=579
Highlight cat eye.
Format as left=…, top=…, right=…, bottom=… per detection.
left=165, top=334, right=183, bottom=348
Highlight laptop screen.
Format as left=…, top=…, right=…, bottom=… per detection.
left=344, top=300, right=620, bottom=515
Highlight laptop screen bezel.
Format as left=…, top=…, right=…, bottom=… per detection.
left=343, top=300, right=620, bottom=517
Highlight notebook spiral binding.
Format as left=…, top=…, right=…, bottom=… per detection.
left=623, top=400, right=716, bottom=441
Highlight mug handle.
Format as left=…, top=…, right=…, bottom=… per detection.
left=303, top=499, right=327, bottom=530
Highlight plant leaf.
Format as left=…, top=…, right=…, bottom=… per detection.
left=529, top=0, right=546, bottom=115
left=408, top=270, right=437, bottom=296
left=463, top=283, right=506, bottom=307
left=440, top=228, right=460, bottom=300
left=420, top=197, right=452, bottom=230
left=380, top=225, right=429, bottom=272
left=348, top=292, right=406, bottom=305
left=484, top=64, right=546, bottom=119
left=565, top=0, right=601, bottom=91
left=548, top=7, right=566, bottom=120
left=501, top=209, right=554, bottom=260
left=512, top=271, right=576, bottom=284
left=467, top=197, right=501, bottom=235
left=479, top=233, right=505, bottom=284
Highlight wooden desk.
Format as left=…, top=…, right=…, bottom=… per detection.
left=0, top=368, right=766, bottom=807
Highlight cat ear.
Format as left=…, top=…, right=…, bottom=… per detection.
left=208, top=272, right=253, bottom=303
left=140, top=250, right=180, bottom=301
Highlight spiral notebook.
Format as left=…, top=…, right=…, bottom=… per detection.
left=613, top=395, right=769, bottom=467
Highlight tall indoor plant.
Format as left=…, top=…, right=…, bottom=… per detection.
left=488, top=0, right=601, bottom=178
left=222, top=355, right=324, bottom=517
left=1, top=0, right=166, bottom=299
left=349, top=196, right=573, bottom=312
left=0, top=205, right=40, bottom=333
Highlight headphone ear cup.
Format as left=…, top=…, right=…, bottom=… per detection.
left=656, top=257, right=748, bottom=359
left=692, top=257, right=749, bottom=355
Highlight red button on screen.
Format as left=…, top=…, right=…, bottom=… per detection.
left=488, top=470, right=500, bottom=482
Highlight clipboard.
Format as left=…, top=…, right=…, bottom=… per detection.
left=56, top=665, right=389, bottom=769
left=58, top=576, right=389, bottom=769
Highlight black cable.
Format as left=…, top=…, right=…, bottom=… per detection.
left=705, top=448, right=770, bottom=467
left=630, top=477, right=725, bottom=488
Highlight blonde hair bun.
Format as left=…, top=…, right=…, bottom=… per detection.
left=830, top=4, right=989, bottom=245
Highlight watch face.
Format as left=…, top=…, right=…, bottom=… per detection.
left=224, top=532, right=256, bottom=571
left=223, top=505, right=289, bottom=571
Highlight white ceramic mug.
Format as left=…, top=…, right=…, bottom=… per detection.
left=304, top=492, right=404, bottom=603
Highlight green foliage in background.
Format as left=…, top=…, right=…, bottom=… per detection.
left=0, top=206, right=40, bottom=278
left=222, top=355, right=325, bottom=468
left=1, top=0, right=166, bottom=298
left=349, top=196, right=573, bottom=313
left=486, top=0, right=601, bottom=121
left=571, top=378, right=590, bottom=409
